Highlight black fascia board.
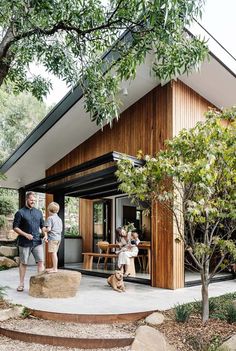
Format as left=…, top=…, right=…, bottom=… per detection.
left=25, top=151, right=115, bottom=190
left=65, top=179, right=119, bottom=196
left=24, top=151, right=143, bottom=191
left=45, top=166, right=117, bottom=193
left=66, top=183, right=121, bottom=198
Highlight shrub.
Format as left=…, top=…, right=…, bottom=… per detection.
left=186, top=333, right=222, bottom=351
left=64, top=224, right=80, bottom=237
left=225, top=303, right=236, bottom=324
left=174, top=303, right=192, bottom=323
left=193, top=299, right=217, bottom=315
left=21, top=307, right=31, bottom=318
left=0, top=195, right=16, bottom=216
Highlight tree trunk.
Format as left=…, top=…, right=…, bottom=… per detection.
left=0, top=60, right=11, bottom=86
left=0, top=27, right=14, bottom=86
left=201, top=262, right=210, bottom=323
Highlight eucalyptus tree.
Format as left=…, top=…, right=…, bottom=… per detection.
left=0, top=0, right=208, bottom=125
left=0, top=86, right=47, bottom=163
left=116, top=108, right=236, bottom=323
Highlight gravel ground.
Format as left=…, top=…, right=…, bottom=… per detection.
left=0, top=316, right=137, bottom=338
left=0, top=335, right=132, bottom=351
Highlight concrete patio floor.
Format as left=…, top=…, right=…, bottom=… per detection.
left=1, top=267, right=236, bottom=315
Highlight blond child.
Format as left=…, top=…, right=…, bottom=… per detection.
left=44, top=202, right=63, bottom=273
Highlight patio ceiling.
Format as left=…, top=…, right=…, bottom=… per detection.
left=24, top=151, right=143, bottom=199
left=0, top=50, right=235, bottom=191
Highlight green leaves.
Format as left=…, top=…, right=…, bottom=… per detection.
left=0, top=0, right=207, bottom=125
left=117, top=107, right=236, bottom=276
left=0, top=85, right=48, bottom=163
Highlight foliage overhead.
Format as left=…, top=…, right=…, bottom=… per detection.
left=116, top=107, right=236, bottom=322
left=0, top=85, right=47, bottom=163
left=0, top=0, right=208, bottom=125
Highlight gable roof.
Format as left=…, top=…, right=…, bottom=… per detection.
left=0, top=49, right=236, bottom=190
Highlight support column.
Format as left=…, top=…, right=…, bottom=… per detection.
left=18, top=187, right=25, bottom=208
left=79, top=199, right=93, bottom=252
left=151, top=201, right=184, bottom=289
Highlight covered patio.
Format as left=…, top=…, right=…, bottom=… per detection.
left=1, top=267, right=236, bottom=317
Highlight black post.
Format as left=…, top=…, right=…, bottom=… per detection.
left=53, top=192, right=65, bottom=268
left=18, top=188, right=26, bottom=208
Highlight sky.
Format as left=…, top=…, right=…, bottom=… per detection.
left=44, top=0, right=236, bottom=106
left=190, top=0, right=236, bottom=72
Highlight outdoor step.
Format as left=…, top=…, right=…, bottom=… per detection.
left=0, top=334, right=131, bottom=351
left=0, top=317, right=137, bottom=349
left=29, top=307, right=152, bottom=324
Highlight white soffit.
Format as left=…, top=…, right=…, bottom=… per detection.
left=180, top=55, right=236, bottom=109
left=1, top=60, right=159, bottom=190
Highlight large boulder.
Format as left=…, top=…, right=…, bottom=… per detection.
left=132, top=325, right=176, bottom=351
left=29, top=270, right=82, bottom=298
left=220, top=334, right=236, bottom=351
left=0, top=245, right=18, bottom=257
left=0, top=256, right=18, bottom=268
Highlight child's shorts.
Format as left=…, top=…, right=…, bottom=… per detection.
left=48, top=240, right=61, bottom=253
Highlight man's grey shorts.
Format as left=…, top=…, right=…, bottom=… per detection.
left=19, top=244, right=44, bottom=265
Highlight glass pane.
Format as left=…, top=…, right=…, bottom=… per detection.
left=64, top=196, right=79, bottom=236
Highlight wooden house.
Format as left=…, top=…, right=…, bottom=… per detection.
left=1, top=48, right=235, bottom=289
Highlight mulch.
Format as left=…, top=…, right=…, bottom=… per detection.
left=156, top=310, right=236, bottom=350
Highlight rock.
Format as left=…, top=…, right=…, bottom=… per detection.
left=7, top=229, right=18, bottom=241
left=14, top=256, right=20, bottom=265
left=145, top=312, right=165, bottom=326
left=0, top=245, right=18, bottom=257
left=0, top=306, right=24, bottom=321
left=220, top=334, right=236, bottom=351
left=131, top=325, right=176, bottom=351
left=0, top=256, right=18, bottom=268
left=29, top=270, right=82, bottom=298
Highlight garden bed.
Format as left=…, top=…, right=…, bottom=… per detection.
left=156, top=293, right=236, bottom=350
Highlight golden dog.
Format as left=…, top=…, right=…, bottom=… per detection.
left=107, top=270, right=125, bottom=292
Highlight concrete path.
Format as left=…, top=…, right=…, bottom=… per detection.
left=1, top=267, right=235, bottom=314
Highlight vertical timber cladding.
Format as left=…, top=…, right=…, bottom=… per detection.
left=46, top=86, right=156, bottom=253
left=151, top=83, right=174, bottom=289
left=169, top=79, right=216, bottom=289
left=79, top=199, right=93, bottom=252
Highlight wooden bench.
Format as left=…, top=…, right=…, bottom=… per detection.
left=82, top=253, right=117, bottom=270
left=82, top=252, right=141, bottom=277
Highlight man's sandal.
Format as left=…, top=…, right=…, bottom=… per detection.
left=17, top=286, right=24, bottom=292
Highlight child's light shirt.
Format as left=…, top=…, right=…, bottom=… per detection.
left=44, top=213, right=62, bottom=241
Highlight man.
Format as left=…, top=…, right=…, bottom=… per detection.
left=13, top=191, right=47, bottom=292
